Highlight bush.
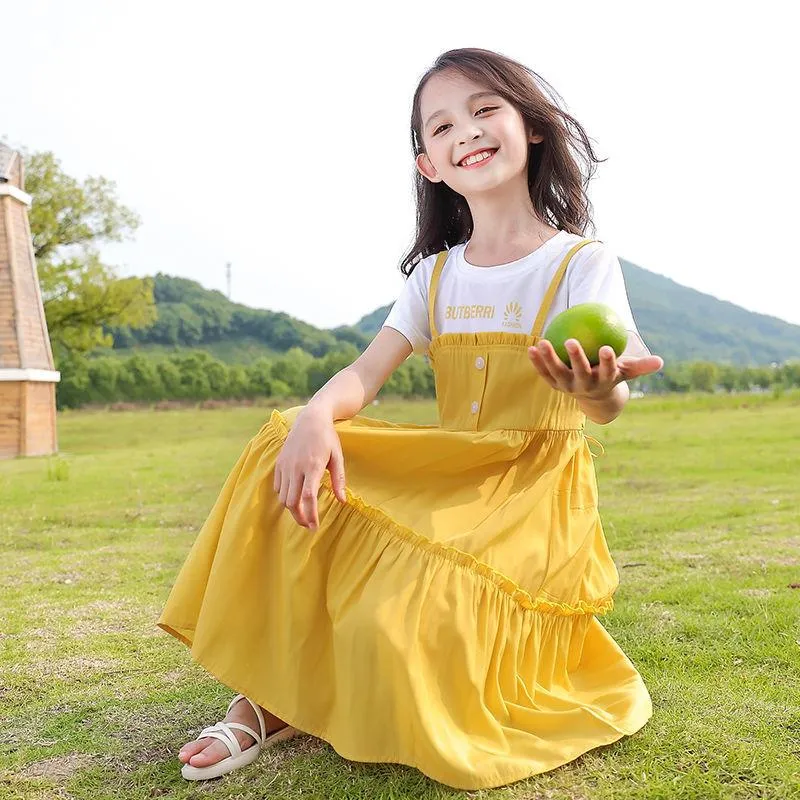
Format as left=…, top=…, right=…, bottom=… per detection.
left=55, top=345, right=798, bottom=410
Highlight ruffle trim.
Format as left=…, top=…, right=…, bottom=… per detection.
left=428, top=331, right=540, bottom=360
left=266, top=410, right=614, bottom=617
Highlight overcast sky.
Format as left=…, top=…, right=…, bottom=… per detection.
left=3, top=1, right=798, bottom=329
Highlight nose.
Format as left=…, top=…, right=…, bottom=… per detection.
left=457, top=125, right=483, bottom=146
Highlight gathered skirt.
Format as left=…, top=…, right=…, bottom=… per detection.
left=158, top=408, right=652, bottom=789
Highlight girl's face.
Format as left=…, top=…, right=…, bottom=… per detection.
left=416, top=70, right=542, bottom=197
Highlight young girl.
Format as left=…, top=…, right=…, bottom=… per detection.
left=160, top=47, right=664, bottom=790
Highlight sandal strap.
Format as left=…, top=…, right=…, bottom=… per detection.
left=225, top=720, right=263, bottom=746
left=226, top=694, right=266, bottom=742
left=197, top=722, right=242, bottom=758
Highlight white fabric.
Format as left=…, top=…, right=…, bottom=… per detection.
left=383, top=231, right=650, bottom=359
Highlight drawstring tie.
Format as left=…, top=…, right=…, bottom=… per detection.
left=584, top=434, right=605, bottom=459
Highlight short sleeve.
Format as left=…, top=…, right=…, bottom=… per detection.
left=382, top=255, right=435, bottom=354
left=567, top=243, right=651, bottom=358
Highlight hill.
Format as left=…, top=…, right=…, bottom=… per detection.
left=109, top=274, right=369, bottom=362
left=618, top=260, right=798, bottom=363
left=108, top=263, right=800, bottom=366
left=355, top=259, right=800, bottom=364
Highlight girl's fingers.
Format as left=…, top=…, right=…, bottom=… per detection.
left=597, top=346, right=618, bottom=386
left=536, top=340, right=573, bottom=384
left=277, top=467, right=289, bottom=507
left=528, top=346, right=559, bottom=388
left=565, top=339, right=592, bottom=380
left=618, top=354, right=664, bottom=378
left=327, top=445, right=348, bottom=504
left=300, top=470, right=322, bottom=531
left=285, top=473, right=307, bottom=527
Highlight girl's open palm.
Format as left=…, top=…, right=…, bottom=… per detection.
left=274, top=408, right=347, bottom=530
left=528, top=338, right=664, bottom=399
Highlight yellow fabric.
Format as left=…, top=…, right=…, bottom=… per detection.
left=158, top=238, right=652, bottom=790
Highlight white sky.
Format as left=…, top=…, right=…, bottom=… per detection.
left=3, top=1, right=798, bottom=328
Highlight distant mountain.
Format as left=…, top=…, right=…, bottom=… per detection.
left=618, top=260, right=799, bottom=363
left=109, top=274, right=370, bottom=362
left=355, top=259, right=800, bottom=365
left=108, top=262, right=800, bottom=366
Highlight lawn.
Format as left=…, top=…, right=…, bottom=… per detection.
left=1, top=392, right=799, bottom=799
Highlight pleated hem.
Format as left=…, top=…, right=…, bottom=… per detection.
left=266, top=409, right=614, bottom=617
left=158, top=621, right=652, bottom=790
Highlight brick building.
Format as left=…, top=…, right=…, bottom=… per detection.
left=0, top=143, right=60, bottom=459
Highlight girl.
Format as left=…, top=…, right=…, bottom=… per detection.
left=160, top=47, right=664, bottom=790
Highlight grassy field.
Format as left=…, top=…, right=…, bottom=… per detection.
left=1, top=392, right=799, bottom=800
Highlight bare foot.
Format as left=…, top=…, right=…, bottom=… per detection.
left=178, top=697, right=288, bottom=768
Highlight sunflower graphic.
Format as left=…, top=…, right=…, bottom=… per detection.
left=503, top=301, right=523, bottom=328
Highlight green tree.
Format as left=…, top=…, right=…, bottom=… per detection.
left=25, top=151, right=156, bottom=360
left=157, top=359, right=183, bottom=398
left=718, top=364, right=739, bottom=393
left=55, top=354, right=90, bottom=409
left=751, top=366, right=776, bottom=389
left=306, top=345, right=360, bottom=394
left=662, top=362, right=691, bottom=392
left=688, top=361, right=719, bottom=393
left=87, top=358, right=121, bottom=402
left=117, top=355, right=164, bottom=402
left=247, top=358, right=275, bottom=397
left=205, top=357, right=230, bottom=398
left=227, top=364, right=250, bottom=399
left=271, top=347, right=313, bottom=395
left=381, top=367, right=412, bottom=397
left=405, top=356, right=436, bottom=397
left=169, top=352, right=212, bottom=400
left=779, top=360, right=800, bottom=387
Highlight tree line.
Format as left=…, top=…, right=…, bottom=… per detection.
left=56, top=346, right=436, bottom=409
left=56, top=348, right=800, bottom=409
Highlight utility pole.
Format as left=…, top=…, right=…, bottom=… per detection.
left=226, top=262, right=232, bottom=300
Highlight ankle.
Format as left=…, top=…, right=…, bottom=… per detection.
left=260, top=706, right=287, bottom=733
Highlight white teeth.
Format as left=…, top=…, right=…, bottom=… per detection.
left=460, top=150, right=494, bottom=166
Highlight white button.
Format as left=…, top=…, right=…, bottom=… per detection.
left=475, top=356, right=485, bottom=370
left=470, top=401, right=479, bottom=414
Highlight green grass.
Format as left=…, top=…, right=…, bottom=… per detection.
left=1, top=393, right=799, bottom=799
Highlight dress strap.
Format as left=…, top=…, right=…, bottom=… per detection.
left=530, top=238, right=599, bottom=338
left=427, top=250, right=449, bottom=339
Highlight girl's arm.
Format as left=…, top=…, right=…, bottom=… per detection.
left=304, top=326, right=413, bottom=421
left=274, top=327, right=413, bottom=530
left=574, top=381, right=629, bottom=425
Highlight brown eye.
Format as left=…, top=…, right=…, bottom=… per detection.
left=433, top=124, right=451, bottom=136
left=476, top=106, right=499, bottom=116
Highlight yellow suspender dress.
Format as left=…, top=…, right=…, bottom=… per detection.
left=159, top=238, right=653, bottom=790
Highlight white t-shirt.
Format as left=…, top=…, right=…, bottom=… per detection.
left=383, top=231, right=649, bottom=359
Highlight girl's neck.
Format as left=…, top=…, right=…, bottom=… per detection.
left=462, top=178, right=559, bottom=267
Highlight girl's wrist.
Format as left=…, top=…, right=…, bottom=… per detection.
left=575, top=382, right=628, bottom=424
left=302, top=399, right=335, bottom=422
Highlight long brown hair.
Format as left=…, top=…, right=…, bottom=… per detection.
left=401, top=48, right=603, bottom=275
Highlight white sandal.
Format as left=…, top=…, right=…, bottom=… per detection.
left=181, top=694, right=299, bottom=781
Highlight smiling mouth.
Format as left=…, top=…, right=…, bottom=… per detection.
left=458, top=148, right=498, bottom=168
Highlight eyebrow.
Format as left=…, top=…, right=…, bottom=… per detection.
left=424, top=91, right=502, bottom=130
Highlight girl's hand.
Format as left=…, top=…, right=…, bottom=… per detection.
left=528, top=339, right=664, bottom=399
left=273, top=406, right=347, bottom=531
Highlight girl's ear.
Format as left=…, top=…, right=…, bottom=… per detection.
left=416, top=152, right=443, bottom=183
left=529, top=130, right=544, bottom=145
